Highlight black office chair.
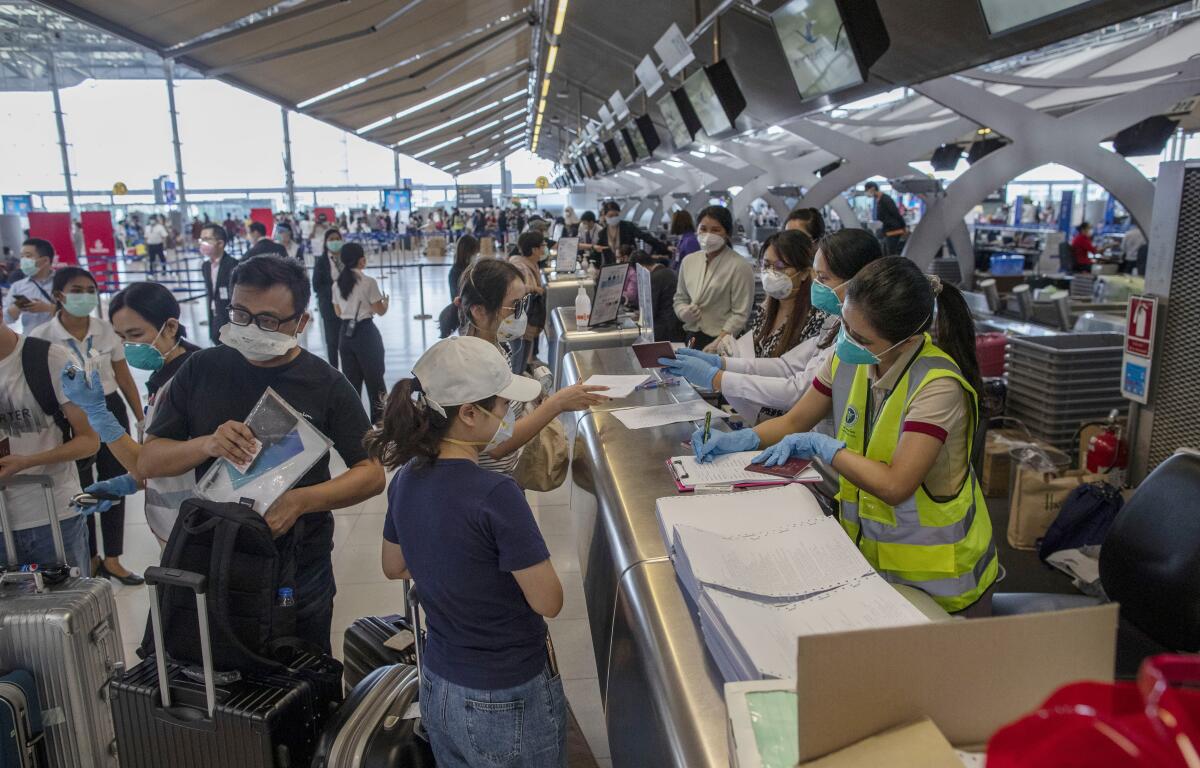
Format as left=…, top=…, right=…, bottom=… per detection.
left=1057, top=241, right=1073, bottom=273
left=993, top=450, right=1200, bottom=678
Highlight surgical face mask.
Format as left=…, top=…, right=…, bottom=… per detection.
left=124, top=323, right=177, bottom=372
left=605, top=215, right=621, bottom=227
left=327, top=239, right=344, bottom=254
left=199, top=242, right=217, bottom=258
left=20, top=257, right=37, bottom=276
left=496, top=310, right=527, bottom=343
left=63, top=293, right=98, bottom=318
left=219, top=321, right=299, bottom=362
left=810, top=279, right=843, bottom=316
left=483, top=401, right=517, bottom=452
left=836, top=317, right=926, bottom=366
left=761, top=269, right=797, bottom=300
left=697, top=232, right=725, bottom=253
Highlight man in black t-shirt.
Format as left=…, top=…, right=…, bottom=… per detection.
left=864, top=181, right=908, bottom=256
left=139, top=255, right=384, bottom=652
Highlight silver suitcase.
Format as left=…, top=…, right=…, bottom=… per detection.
left=0, top=475, right=124, bottom=768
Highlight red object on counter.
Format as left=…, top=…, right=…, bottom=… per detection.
left=986, top=654, right=1200, bottom=767
left=975, top=332, right=1008, bottom=378
left=1087, top=427, right=1129, bottom=474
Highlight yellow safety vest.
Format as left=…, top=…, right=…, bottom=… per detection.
left=830, top=336, right=998, bottom=612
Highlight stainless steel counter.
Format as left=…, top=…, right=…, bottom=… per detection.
left=563, top=346, right=950, bottom=767
left=547, top=306, right=644, bottom=388
left=542, top=272, right=594, bottom=317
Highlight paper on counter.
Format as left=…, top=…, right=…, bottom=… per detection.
left=655, top=484, right=824, bottom=550
left=675, top=518, right=872, bottom=599
left=671, top=451, right=819, bottom=487
left=582, top=374, right=650, bottom=399
left=611, top=399, right=728, bottom=430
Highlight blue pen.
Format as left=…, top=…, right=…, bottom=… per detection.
left=637, top=377, right=681, bottom=390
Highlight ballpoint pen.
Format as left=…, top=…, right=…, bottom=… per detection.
left=703, top=411, right=712, bottom=444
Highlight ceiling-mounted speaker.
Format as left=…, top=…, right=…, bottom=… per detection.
left=930, top=143, right=963, bottom=171
left=1113, top=115, right=1178, bottom=157
left=967, top=137, right=1006, bottom=165
left=816, top=160, right=843, bottom=177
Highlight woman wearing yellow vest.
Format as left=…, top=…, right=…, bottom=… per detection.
left=694, top=257, right=999, bottom=614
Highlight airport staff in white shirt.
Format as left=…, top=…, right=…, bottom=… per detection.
left=4, top=238, right=57, bottom=333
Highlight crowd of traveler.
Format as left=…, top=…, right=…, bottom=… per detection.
left=0, top=191, right=1005, bottom=764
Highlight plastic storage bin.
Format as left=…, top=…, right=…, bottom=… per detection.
left=989, top=254, right=1025, bottom=276
left=976, top=333, right=1009, bottom=378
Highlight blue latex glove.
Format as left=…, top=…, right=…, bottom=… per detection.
left=78, top=474, right=138, bottom=515
left=752, top=432, right=846, bottom=467
left=59, top=364, right=125, bottom=443
left=659, top=354, right=718, bottom=389
left=675, top=348, right=721, bottom=367
left=692, top=427, right=761, bottom=463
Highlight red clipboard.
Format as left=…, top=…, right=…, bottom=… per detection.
left=743, top=457, right=816, bottom=482
left=666, top=459, right=786, bottom=494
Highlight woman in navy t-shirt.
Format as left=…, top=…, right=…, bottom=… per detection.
left=367, top=335, right=566, bottom=768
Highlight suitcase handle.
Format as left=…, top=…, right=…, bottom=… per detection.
left=144, top=566, right=216, bottom=718
left=0, top=474, right=67, bottom=569
left=405, top=580, right=425, bottom=676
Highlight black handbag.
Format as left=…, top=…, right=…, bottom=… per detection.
left=342, top=300, right=360, bottom=338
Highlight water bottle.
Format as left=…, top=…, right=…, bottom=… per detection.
left=575, top=258, right=585, bottom=277
left=575, top=285, right=592, bottom=325
left=277, top=587, right=295, bottom=607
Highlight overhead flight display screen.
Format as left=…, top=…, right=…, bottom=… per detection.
left=772, top=0, right=864, bottom=100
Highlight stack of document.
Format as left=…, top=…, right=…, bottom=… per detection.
left=655, top=485, right=930, bottom=682
left=611, top=399, right=728, bottom=430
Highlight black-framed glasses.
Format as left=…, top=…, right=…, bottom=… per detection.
left=228, top=307, right=301, bottom=332
left=504, top=293, right=532, bottom=320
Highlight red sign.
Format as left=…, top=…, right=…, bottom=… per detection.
left=80, top=211, right=120, bottom=292
left=27, top=211, right=77, bottom=264
left=250, top=208, right=275, bottom=238
left=313, top=207, right=337, bottom=228
left=1125, top=295, right=1157, bottom=358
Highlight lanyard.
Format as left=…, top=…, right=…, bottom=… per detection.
left=861, top=338, right=926, bottom=460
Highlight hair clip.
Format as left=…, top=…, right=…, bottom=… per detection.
left=926, top=274, right=944, bottom=296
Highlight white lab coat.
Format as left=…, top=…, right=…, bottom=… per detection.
left=720, top=314, right=840, bottom=432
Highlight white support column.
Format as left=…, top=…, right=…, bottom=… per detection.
left=281, top=106, right=296, bottom=213
left=164, top=59, right=188, bottom=226
left=393, top=149, right=401, bottom=188
left=47, top=50, right=75, bottom=217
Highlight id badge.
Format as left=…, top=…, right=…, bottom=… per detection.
left=218, top=286, right=229, bottom=300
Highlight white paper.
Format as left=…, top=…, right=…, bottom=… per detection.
left=609, top=90, right=629, bottom=119
left=670, top=451, right=820, bottom=487
left=598, top=103, right=613, bottom=128
left=655, top=484, right=824, bottom=550
left=675, top=518, right=873, bottom=599
left=554, top=237, right=579, bottom=272
left=702, top=576, right=931, bottom=679
left=655, top=22, right=696, bottom=77
left=635, top=54, right=664, bottom=95
left=611, top=399, right=727, bottom=430
left=582, top=374, right=650, bottom=399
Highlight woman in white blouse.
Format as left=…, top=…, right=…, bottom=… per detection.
left=333, top=242, right=389, bottom=422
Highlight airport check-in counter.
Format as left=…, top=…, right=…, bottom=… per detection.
left=542, top=271, right=594, bottom=317
left=547, top=307, right=644, bottom=388
left=562, top=346, right=950, bottom=766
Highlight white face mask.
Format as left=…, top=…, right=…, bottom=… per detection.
left=697, top=232, right=725, bottom=253
left=761, top=269, right=797, bottom=300
left=496, top=311, right=527, bottom=343
left=484, top=401, right=518, bottom=452
left=606, top=215, right=621, bottom=227
left=219, top=322, right=299, bottom=362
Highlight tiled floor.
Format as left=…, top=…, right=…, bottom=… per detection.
left=108, top=248, right=613, bottom=766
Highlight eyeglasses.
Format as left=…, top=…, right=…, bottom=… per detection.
left=228, top=307, right=301, bottom=332
left=503, top=294, right=532, bottom=320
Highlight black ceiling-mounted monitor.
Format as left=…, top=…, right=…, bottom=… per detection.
left=603, top=138, right=621, bottom=167
left=628, top=123, right=649, bottom=159
left=1113, top=115, right=1178, bottom=157
left=634, top=114, right=661, bottom=155
left=930, top=144, right=963, bottom=171
left=657, top=92, right=693, bottom=149
left=682, top=59, right=747, bottom=138
left=586, top=153, right=600, bottom=176
left=816, top=160, right=843, bottom=177
left=967, top=137, right=1006, bottom=165
left=978, top=0, right=1097, bottom=36
left=671, top=86, right=703, bottom=141
left=771, top=0, right=890, bottom=102
left=621, top=127, right=640, bottom=161
left=615, top=131, right=634, bottom=165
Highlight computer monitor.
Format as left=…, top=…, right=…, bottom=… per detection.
left=771, top=0, right=889, bottom=101
left=657, top=91, right=693, bottom=149
left=682, top=60, right=746, bottom=138
left=635, top=114, right=661, bottom=155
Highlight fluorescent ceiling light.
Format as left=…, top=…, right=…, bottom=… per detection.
left=469, top=149, right=489, bottom=159
left=414, top=135, right=463, bottom=159
left=503, top=122, right=524, bottom=134
left=552, top=0, right=568, bottom=35
left=300, top=77, right=368, bottom=109
left=358, top=77, right=486, bottom=134
left=393, top=98, right=504, bottom=146
left=502, top=90, right=524, bottom=103
left=443, top=161, right=461, bottom=170
left=501, top=108, right=524, bottom=121
left=545, top=45, right=558, bottom=75
left=467, top=119, right=502, bottom=137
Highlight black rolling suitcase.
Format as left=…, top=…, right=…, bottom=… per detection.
left=110, top=567, right=342, bottom=768
left=314, top=581, right=436, bottom=767
left=342, top=614, right=417, bottom=692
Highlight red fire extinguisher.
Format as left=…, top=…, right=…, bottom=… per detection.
left=1086, top=409, right=1128, bottom=474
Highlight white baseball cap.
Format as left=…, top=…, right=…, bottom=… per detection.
left=411, top=336, right=541, bottom=415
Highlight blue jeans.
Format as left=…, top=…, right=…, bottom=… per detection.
left=294, top=547, right=335, bottom=654
left=421, top=663, right=566, bottom=768
left=0, top=515, right=90, bottom=571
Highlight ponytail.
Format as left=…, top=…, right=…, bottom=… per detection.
left=337, top=242, right=364, bottom=300
left=363, top=378, right=496, bottom=470
left=846, top=257, right=981, bottom=394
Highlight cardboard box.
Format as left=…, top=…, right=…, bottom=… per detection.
left=480, top=235, right=495, bottom=256
left=426, top=236, right=446, bottom=257
left=795, top=604, right=1118, bottom=762
left=981, top=429, right=1041, bottom=497
left=802, top=718, right=964, bottom=768
left=1008, top=468, right=1101, bottom=550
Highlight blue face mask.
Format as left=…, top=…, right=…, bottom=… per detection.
left=810, top=279, right=843, bottom=316
left=837, top=318, right=928, bottom=366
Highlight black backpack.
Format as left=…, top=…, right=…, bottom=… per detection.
left=140, top=498, right=306, bottom=674
left=20, top=336, right=94, bottom=472
left=1039, top=481, right=1124, bottom=562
